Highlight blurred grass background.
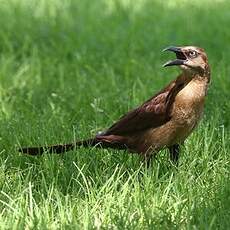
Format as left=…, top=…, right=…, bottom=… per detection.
left=0, top=0, right=229, bottom=229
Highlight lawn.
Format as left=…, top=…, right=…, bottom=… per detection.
left=0, top=0, right=229, bottom=229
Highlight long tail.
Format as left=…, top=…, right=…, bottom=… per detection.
left=19, top=137, right=128, bottom=156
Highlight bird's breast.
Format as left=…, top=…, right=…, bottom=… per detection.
left=171, top=78, right=208, bottom=141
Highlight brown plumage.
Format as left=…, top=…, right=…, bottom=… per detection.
left=19, top=46, right=210, bottom=164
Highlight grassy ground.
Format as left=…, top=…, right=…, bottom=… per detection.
left=0, top=0, right=229, bottom=229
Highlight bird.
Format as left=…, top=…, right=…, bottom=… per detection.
left=19, top=46, right=210, bottom=164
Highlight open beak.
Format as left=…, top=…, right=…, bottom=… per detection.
left=162, top=46, right=187, bottom=67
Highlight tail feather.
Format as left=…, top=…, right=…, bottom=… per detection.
left=19, top=137, right=128, bottom=156
left=19, top=138, right=98, bottom=155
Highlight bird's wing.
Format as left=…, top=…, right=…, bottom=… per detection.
left=104, top=75, right=185, bottom=136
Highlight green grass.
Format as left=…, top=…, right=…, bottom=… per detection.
left=0, top=0, right=229, bottom=229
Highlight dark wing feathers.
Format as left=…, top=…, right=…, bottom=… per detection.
left=105, top=93, right=169, bottom=135
left=104, top=75, right=184, bottom=136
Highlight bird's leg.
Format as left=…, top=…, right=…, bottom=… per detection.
left=144, top=154, right=153, bottom=168
left=142, top=148, right=155, bottom=168
left=169, top=144, right=180, bottom=165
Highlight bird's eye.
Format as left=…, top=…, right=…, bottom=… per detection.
left=188, top=51, right=197, bottom=58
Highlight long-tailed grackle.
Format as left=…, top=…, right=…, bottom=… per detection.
left=19, top=46, right=210, bottom=164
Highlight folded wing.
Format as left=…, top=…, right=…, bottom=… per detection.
left=103, top=75, right=185, bottom=136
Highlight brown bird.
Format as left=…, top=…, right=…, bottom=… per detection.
left=19, top=46, right=210, bottom=164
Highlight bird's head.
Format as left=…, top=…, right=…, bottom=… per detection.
left=163, top=46, right=209, bottom=76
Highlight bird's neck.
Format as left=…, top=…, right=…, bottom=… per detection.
left=183, top=64, right=211, bottom=84
left=181, top=68, right=210, bottom=99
